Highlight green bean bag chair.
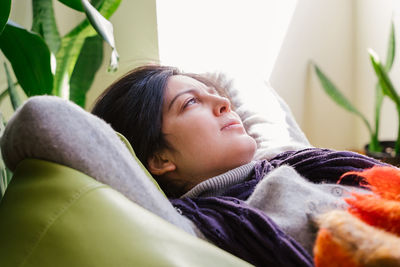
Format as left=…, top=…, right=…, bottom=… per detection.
left=0, top=96, right=251, bottom=267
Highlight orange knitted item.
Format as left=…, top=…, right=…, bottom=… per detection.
left=314, top=229, right=361, bottom=267
left=345, top=194, right=400, bottom=236
left=314, top=166, right=400, bottom=267
left=341, top=166, right=400, bottom=200
left=342, top=166, right=400, bottom=236
left=314, top=210, right=400, bottom=267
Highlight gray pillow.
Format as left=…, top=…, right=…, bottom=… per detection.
left=0, top=95, right=197, bottom=236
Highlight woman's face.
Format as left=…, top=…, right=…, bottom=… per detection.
left=152, top=75, right=256, bottom=190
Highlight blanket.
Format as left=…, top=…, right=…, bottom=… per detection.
left=171, top=148, right=384, bottom=266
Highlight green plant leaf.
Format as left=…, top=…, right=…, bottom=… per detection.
left=0, top=150, right=7, bottom=199
left=53, top=24, right=91, bottom=97
left=368, top=83, right=384, bottom=152
left=0, top=112, right=12, bottom=200
left=69, top=35, right=103, bottom=107
left=32, top=0, right=61, bottom=54
left=57, top=0, right=84, bottom=12
left=0, top=21, right=53, bottom=97
left=0, top=89, right=8, bottom=103
left=0, top=0, right=11, bottom=35
left=369, top=49, right=400, bottom=155
left=370, top=49, right=400, bottom=154
left=57, top=0, right=104, bottom=12
left=81, top=0, right=119, bottom=72
left=0, top=167, right=7, bottom=199
left=385, top=21, right=396, bottom=71
left=53, top=0, right=121, bottom=97
left=0, top=82, right=18, bottom=104
left=371, top=22, right=395, bottom=153
left=313, top=63, right=373, bottom=135
left=374, top=83, right=385, bottom=128
left=369, top=49, right=400, bottom=106
left=3, top=62, right=22, bottom=111
left=374, top=83, right=384, bottom=138
left=0, top=165, right=12, bottom=200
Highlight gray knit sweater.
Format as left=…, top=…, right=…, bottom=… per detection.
left=180, top=163, right=369, bottom=254
left=181, top=161, right=257, bottom=198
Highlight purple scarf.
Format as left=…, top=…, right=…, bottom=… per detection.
left=171, top=148, right=385, bottom=266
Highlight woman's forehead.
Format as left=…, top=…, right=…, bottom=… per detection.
left=166, top=75, right=216, bottom=95
left=167, top=75, right=205, bottom=90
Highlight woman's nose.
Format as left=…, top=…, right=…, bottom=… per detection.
left=213, top=96, right=231, bottom=116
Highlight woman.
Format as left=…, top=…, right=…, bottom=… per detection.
left=92, top=65, right=383, bottom=266
left=92, top=65, right=257, bottom=197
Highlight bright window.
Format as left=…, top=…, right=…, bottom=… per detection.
left=156, top=0, right=298, bottom=79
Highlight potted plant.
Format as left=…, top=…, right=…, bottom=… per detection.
left=0, top=0, right=122, bottom=199
left=312, top=21, right=400, bottom=166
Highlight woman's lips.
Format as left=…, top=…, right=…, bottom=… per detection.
left=221, top=120, right=243, bottom=131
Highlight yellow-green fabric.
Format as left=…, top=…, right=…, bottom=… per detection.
left=115, top=131, right=167, bottom=197
left=0, top=159, right=251, bottom=267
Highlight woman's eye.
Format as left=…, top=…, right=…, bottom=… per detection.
left=183, top=97, right=198, bottom=109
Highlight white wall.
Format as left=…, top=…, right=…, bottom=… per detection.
left=271, top=0, right=400, bottom=151
left=270, top=0, right=356, bottom=150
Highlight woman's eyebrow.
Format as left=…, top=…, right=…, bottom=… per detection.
left=168, top=89, right=197, bottom=110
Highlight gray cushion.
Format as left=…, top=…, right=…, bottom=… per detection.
left=0, top=95, right=197, bottom=236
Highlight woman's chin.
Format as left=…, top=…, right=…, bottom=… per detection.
left=230, top=136, right=257, bottom=165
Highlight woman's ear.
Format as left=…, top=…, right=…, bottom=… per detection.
left=147, top=152, right=176, bottom=176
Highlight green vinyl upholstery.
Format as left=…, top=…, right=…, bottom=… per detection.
left=0, top=159, right=251, bottom=267
left=116, top=131, right=166, bottom=197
